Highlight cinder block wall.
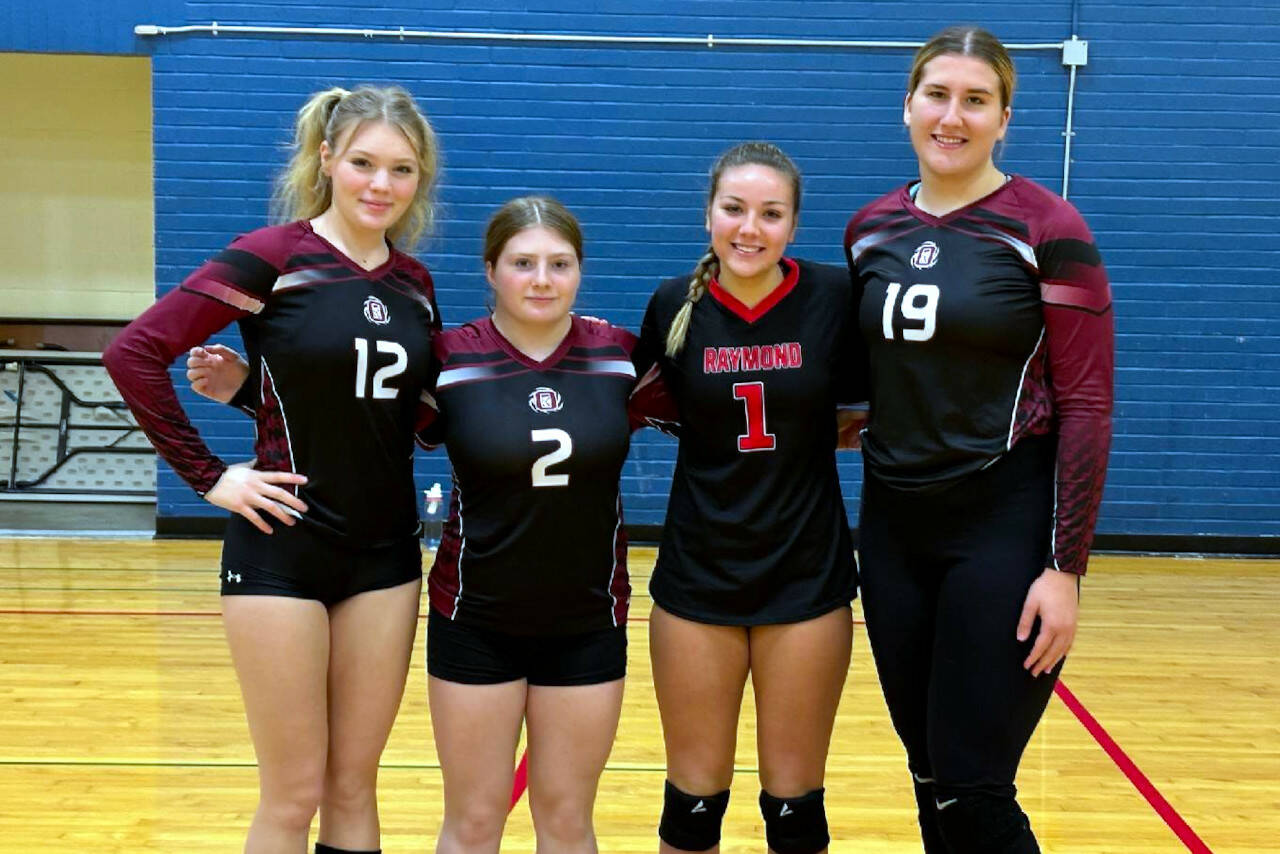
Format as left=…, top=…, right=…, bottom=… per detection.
left=6, top=1, right=1278, bottom=542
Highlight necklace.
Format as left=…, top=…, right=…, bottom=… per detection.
left=311, top=218, right=386, bottom=269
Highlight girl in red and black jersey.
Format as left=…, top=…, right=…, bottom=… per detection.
left=105, top=85, right=442, bottom=854
left=194, top=197, right=648, bottom=854
left=843, top=27, right=1114, bottom=854
left=421, top=198, right=641, bottom=854
left=638, top=142, right=861, bottom=854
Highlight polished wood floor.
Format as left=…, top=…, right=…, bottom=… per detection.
left=0, top=538, right=1275, bottom=852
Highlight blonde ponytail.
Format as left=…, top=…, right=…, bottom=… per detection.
left=665, top=247, right=718, bottom=357
left=272, top=87, right=348, bottom=227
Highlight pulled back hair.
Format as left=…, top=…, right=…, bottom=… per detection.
left=665, top=141, right=802, bottom=357
left=273, top=85, right=441, bottom=249
left=483, top=196, right=584, bottom=269
left=908, top=26, right=1017, bottom=108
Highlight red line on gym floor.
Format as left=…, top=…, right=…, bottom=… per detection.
left=1054, top=680, right=1213, bottom=853
left=0, top=608, right=221, bottom=617
left=509, top=750, right=530, bottom=813
left=6, top=612, right=1205, bottom=849
left=0, top=609, right=442, bottom=619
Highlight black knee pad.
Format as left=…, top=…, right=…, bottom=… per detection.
left=658, top=780, right=730, bottom=851
left=315, top=845, right=380, bottom=854
left=759, top=788, right=829, bottom=854
left=934, top=786, right=1038, bottom=854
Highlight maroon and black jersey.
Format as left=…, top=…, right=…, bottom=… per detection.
left=844, top=176, right=1113, bottom=576
left=639, top=258, right=860, bottom=625
left=425, top=316, right=638, bottom=635
left=104, top=221, right=440, bottom=546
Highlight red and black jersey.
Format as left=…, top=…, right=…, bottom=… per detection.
left=425, top=315, right=638, bottom=635
left=844, top=175, right=1114, bottom=576
left=638, top=258, right=860, bottom=625
left=104, top=221, right=440, bottom=546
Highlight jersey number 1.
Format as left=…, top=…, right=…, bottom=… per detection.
left=733, top=382, right=776, bottom=452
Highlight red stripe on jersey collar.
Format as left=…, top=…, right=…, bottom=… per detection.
left=707, top=257, right=799, bottom=323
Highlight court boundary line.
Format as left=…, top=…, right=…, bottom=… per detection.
left=1054, top=680, right=1213, bottom=853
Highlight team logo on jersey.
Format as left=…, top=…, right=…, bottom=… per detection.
left=528, top=386, right=564, bottom=414
left=910, top=241, right=941, bottom=270
left=363, top=295, right=391, bottom=325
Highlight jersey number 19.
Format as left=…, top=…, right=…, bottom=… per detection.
left=882, top=282, right=940, bottom=342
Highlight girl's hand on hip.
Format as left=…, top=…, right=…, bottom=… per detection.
left=206, top=464, right=308, bottom=534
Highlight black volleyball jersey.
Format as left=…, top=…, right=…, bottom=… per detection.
left=639, top=258, right=860, bottom=625
left=844, top=176, right=1113, bottom=576
left=104, top=221, right=440, bottom=546
left=425, top=316, right=638, bottom=635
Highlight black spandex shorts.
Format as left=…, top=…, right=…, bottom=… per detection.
left=427, top=608, right=627, bottom=686
left=220, top=514, right=422, bottom=606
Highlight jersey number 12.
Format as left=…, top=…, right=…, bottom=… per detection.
left=353, top=338, right=407, bottom=399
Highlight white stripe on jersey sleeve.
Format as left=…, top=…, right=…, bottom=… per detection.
left=849, top=230, right=901, bottom=263
left=436, top=365, right=502, bottom=389
left=272, top=268, right=343, bottom=292
left=576, top=359, right=636, bottom=378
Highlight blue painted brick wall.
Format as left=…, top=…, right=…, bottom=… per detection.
left=0, top=0, right=183, bottom=54
left=6, top=0, right=1278, bottom=538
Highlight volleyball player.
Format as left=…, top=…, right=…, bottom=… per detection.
left=422, top=197, right=640, bottom=854
left=105, top=85, right=442, bottom=854
left=193, top=196, right=647, bottom=854
left=843, top=27, right=1114, bottom=853
left=639, top=142, right=860, bottom=854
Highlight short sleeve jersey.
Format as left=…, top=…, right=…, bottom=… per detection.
left=844, top=176, right=1114, bottom=575
left=426, top=316, right=638, bottom=635
left=104, top=221, right=440, bottom=546
left=639, top=258, right=859, bottom=625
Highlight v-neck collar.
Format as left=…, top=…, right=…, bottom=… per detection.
left=482, top=315, right=576, bottom=370
left=707, top=257, right=800, bottom=324
left=901, top=175, right=1019, bottom=226
left=302, top=219, right=397, bottom=278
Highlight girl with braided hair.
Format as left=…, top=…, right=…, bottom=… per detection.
left=637, top=142, right=862, bottom=854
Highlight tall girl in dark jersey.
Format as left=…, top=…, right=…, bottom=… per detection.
left=639, top=142, right=860, bottom=854
left=843, top=27, right=1114, bottom=854
left=105, top=85, right=442, bottom=854
left=191, top=197, right=645, bottom=854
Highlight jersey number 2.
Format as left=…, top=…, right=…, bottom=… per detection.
left=733, top=382, right=776, bottom=452
left=353, top=338, right=407, bottom=399
left=531, top=428, right=573, bottom=487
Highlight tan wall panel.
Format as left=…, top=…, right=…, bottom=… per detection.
left=0, top=54, right=153, bottom=321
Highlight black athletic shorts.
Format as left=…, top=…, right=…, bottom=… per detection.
left=220, top=514, right=422, bottom=606
left=426, top=608, right=627, bottom=686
